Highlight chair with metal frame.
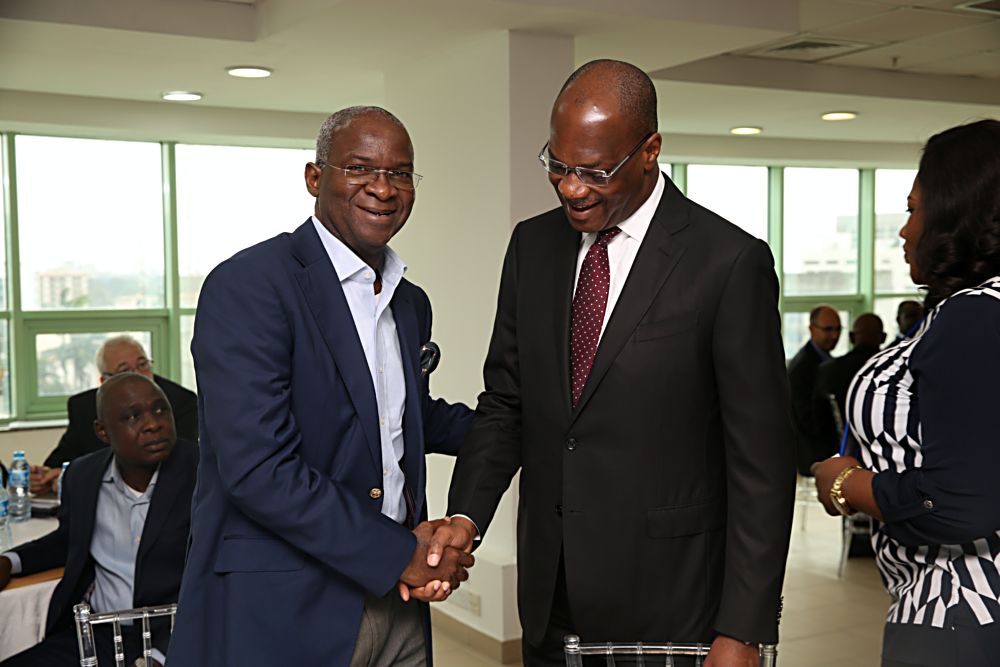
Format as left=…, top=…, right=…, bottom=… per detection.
left=564, top=635, right=778, bottom=666
left=73, top=602, right=176, bottom=667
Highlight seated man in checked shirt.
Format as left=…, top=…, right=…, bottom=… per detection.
left=0, top=372, right=197, bottom=667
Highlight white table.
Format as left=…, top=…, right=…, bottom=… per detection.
left=0, top=516, right=61, bottom=660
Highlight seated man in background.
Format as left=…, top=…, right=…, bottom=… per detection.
left=0, top=373, right=197, bottom=667
left=788, top=305, right=842, bottom=475
left=31, top=334, right=198, bottom=493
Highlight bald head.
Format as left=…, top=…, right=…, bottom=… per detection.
left=850, top=313, right=886, bottom=349
left=896, top=300, right=923, bottom=336
left=808, top=305, right=842, bottom=352
left=556, top=60, right=657, bottom=137
left=96, top=373, right=166, bottom=422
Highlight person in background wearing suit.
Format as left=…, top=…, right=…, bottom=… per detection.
left=0, top=373, right=198, bottom=667
left=427, top=60, right=794, bottom=667
left=30, top=335, right=198, bottom=494
left=889, top=299, right=923, bottom=347
left=815, top=312, right=886, bottom=444
left=787, top=305, right=842, bottom=476
left=167, top=106, right=474, bottom=667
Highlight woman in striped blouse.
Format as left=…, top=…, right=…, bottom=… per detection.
left=813, top=118, right=1000, bottom=667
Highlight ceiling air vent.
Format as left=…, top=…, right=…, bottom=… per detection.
left=956, top=0, right=1000, bottom=16
left=740, top=36, right=876, bottom=62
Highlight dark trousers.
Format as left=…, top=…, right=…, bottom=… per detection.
left=1, top=623, right=145, bottom=667
left=882, top=615, right=1000, bottom=667
left=523, top=556, right=698, bottom=667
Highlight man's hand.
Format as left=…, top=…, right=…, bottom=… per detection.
left=427, top=516, right=476, bottom=567
left=0, top=556, right=13, bottom=592
left=704, top=635, right=758, bottom=667
left=399, top=519, right=475, bottom=597
left=30, top=466, right=60, bottom=495
left=811, top=455, right=861, bottom=516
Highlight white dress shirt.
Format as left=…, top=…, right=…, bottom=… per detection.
left=311, top=216, right=409, bottom=524
left=572, top=170, right=666, bottom=340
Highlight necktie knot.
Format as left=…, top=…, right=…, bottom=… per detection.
left=595, top=226, right=621, bottom=248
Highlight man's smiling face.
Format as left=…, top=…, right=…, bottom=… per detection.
left=306, top=113, right=415, bottom=265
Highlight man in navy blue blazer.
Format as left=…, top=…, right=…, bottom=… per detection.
left=167, top=106, right=474, bottom=666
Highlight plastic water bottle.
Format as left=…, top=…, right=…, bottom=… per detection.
left=8, top=451, right=31, bottom=523
left=0, top=485, right=12, bottom=551
left=57, top=461, right=70, bottom=504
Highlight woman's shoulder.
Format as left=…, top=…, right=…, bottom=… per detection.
left=915, top=276, right=1000, bottom=357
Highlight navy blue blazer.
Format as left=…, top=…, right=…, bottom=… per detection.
left=168, top=220, right=472, bottom=666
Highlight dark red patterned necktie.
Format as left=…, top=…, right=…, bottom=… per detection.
left=570, top=226, right=621, bottom=408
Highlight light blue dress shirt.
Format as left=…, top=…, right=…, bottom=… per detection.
left=310, top=216, right=409, bottom=524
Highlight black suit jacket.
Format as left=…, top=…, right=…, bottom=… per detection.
left=787, top=342, right=831, bottom=475
left=44, top=375, right=198, bottom=468
left=12, top=439, right=198, bottom=653
left=448, top=178, right=795, bottom=646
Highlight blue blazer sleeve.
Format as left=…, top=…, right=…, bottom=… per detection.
left=873, top=294, right=1000, bottom=546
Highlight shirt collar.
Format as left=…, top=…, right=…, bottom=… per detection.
left=103, top=458, right=159, bottom=498
left=580, top=169, right=666, bottom=246
left=810, top=340, right=833, bottom=361
left=311, top=216, right=407, bottom=286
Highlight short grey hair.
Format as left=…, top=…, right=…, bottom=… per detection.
left=315, top=106, right=407, bottom=163
left=96, top=335, right=147, bottom=374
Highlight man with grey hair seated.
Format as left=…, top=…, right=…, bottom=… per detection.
left=30, top=335, right=198, bottom=493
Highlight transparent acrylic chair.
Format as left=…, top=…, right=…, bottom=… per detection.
left=73, top=602, right=177, bottom=667
left=564, top=636, right=778, bottom=666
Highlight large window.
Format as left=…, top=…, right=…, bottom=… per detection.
left=16, top=136, right=165, bottom=310
left=875, top=169, right=918, bottom=294
left=175, top=144, right=314, bottom=307
left=783, top=168, right=859, bottom=296
left=0, top=133, right=313, bottom=421
left=686, top=165, right=768, bottom=240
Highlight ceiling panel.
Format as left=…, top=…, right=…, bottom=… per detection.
left=797, top=0, right=891, bottom=32
left=825, top=40, right=957, bottom=68
left=824, top=6, right=988, bottom=42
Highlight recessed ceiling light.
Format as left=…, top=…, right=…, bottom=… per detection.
left=821, top=111, right=858, bottom=121
left=227, top=66, right=272, bottom=79
left=730, top=126, right=762, bottom=136
left=161, top=91, right=203, bottom=102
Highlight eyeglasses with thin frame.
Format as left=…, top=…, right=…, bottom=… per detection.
left=538, top=132, right=654, bottom=187
left=315, top=161, right=422, bottom=191
left=101, top=358, right=153, bottom=381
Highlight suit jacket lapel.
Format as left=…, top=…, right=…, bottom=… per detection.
left=74, top=450, right=110, bottom=558
left=390, top=285, right=427, bottom=518
left=570, top=182, right=690, bottom=423
left=290, top=221, right=381, bottom=468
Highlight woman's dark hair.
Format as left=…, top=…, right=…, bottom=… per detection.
left=914, top=118, right=1000, bottom=309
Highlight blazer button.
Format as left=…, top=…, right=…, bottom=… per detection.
left=566, top=438, right=577, bottom=451
left=370, top=488, right=383, bottom=500
left=555, top=504, right=563, bottom=517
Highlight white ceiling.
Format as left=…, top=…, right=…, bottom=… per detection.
left=0, top=0, right=996, bottom=144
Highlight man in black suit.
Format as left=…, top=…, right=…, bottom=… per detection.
left=0, top=373, right=197, bottom=667
left=30, top=334, right=197, bottom=493
left=787, top=305, right=842, bottom=476
left=427, top=60, right=794, bottom=666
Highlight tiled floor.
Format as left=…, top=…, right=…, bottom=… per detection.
left=433, top=498, right=890, bottom=666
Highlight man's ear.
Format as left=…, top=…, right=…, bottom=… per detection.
left=94, top=419, right=111, bottom=445
left=304, top=162, right=322, bottom=197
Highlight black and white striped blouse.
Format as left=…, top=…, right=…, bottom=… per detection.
left=847, top=276, right=1000, bottom=629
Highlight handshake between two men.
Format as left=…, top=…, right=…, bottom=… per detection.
left=397, top=516, right=479, bottom=603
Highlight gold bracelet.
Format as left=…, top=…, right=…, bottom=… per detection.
left=830, top=465, right=863, bottom=517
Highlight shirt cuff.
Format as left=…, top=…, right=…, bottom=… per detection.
left=151, top=648, right=167, bottom=665
left=449, top=514, right=481, bottom=541
left=2, top=552, right=22, bottom=575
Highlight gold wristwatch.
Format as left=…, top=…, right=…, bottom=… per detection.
left=830, top=465, right=863, bottom=516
